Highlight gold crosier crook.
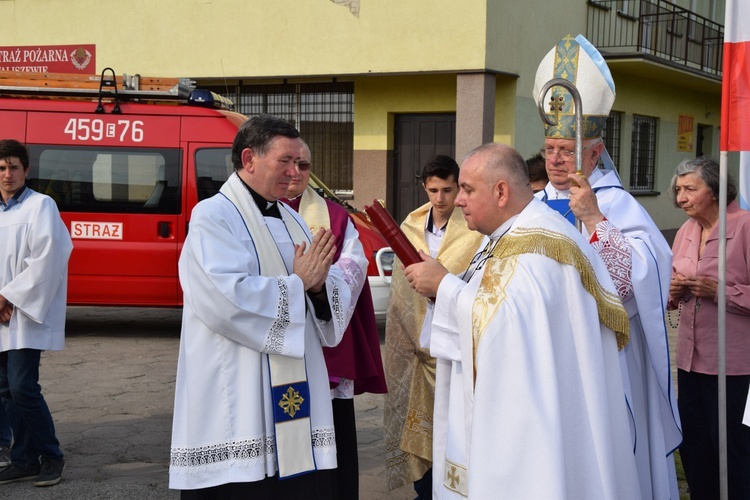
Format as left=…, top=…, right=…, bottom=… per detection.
left=537, top=78, right=584, bottom=231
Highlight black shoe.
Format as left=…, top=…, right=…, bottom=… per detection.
left=0, top=446, right=10, bottom=468
left=0, top=463, right=41, bottom=484
left=34, top=458, right=64, bottom=487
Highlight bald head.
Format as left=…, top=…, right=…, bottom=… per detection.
left=463, top=143, right=532, bottom=192
left=455, top=143, right=534, bottom=235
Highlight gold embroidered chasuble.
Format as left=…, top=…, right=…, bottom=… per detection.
left=384, top=202, right=483, bottom=491
left=429, top=200, right=640, bottom=498
left=472, top=227, right=630, bottom=373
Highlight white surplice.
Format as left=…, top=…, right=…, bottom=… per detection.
left=427, top=199, right=640, bottom=499
left=169, top=174, right=362, bottom=490
left=538, top=168, right=682, bottom=500
left=0, top=189, right=72, bottom=352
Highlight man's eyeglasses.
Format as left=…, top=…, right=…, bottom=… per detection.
left=296, top=161, right=312, bottom=171
left=539, top=145, right=594, bottom=161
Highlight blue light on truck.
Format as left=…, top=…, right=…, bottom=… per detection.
left=187, top=89, right=235, bottom=111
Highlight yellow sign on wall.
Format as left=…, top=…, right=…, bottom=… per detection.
left=678, top=114, right=694, bottom=152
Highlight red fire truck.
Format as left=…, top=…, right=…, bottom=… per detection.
left=0, top=69, right=393, bottom=316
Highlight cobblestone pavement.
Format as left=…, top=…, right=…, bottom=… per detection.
left=1, top=307, right=413, bottom=499
left=1, top=307, right=681, bottom=499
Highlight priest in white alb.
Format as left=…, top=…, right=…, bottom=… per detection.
left=169, top=115, right=367, bottom=499
left=405, top=143, right=641, bottom=499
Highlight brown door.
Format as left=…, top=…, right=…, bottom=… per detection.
left=393, top=113, right=456, bottom=224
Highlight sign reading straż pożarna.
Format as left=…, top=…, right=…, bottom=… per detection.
left=0, top=44, right=96, bottom=74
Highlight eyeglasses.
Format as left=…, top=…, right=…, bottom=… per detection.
left=296, top=161, right=312, bottom=171
left=539, top=145, right=594, bottom=161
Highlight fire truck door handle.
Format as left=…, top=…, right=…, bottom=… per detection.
left=158, top=221, right=172, bottom=238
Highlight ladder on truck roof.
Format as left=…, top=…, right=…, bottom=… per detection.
left=0, top=67, right=234, bottom=111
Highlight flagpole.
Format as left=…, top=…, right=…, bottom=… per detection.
left=718, top=151, right=728, bottom=500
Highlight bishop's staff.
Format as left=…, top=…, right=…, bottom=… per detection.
left=536, top=78, right=584, bottom=231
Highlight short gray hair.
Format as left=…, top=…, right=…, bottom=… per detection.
left=463, top=143, right=529, bottom=190
left=669, top=156, right=737, bottom=208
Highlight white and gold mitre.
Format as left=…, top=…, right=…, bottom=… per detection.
left=533, top=34, right=616, bottom=140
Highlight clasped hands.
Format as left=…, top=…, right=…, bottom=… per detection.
left=293, top=228, right=337, bottom=293
left=670, top=272, right=718, bottom=302
left=403, top=250, right=448, bottom=298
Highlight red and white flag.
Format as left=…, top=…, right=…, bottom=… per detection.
left=725, top=0, right=750, bottom=429
left=722, top=0, right=750, bottom=210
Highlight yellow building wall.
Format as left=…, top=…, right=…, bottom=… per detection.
left=486, top=0, right=589, bottom=103
left=0, top=0, right=488, bottom=78
left=610, top=71, right=722, bottom=231
left=485, top=0, right=596, bottom=163
left=1, top=0, right=726, bottom=230
left=349, top=73, right=523, bottom=208
left=353, top=74, right=456, bottom=151
left=350, top=74, right=457, bottom=208
left=492, top=77, right=517, bottom=147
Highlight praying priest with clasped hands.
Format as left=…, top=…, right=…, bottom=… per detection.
left=169, top=115, right=368, bottom=499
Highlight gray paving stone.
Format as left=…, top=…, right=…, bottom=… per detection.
left=0, top=307, right=414, bottom=499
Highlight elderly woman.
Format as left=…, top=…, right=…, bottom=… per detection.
left=669, top=156, right=750, bottom=499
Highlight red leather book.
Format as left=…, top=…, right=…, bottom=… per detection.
left=363, top=200, right=423, bottom=267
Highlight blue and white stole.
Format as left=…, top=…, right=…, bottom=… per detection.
left=540, top=176, right=623, bottom=228
left=540, top=190, right=576, bottom=226
left=220, top=174, right=317, bottom=479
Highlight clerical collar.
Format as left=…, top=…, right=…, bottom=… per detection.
left=554, top=187, right=570, bottom=200
left=236, top=173, right=282, bottom=219
left=426, top=207, right=448, bottom=235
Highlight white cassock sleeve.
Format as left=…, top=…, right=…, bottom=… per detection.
left=334, top=218, right=368, bottom=314
left=425, top=273, right=466, bottom=362
left=1, top=196, right=72, bottom=324
left=340, top=218, right=367, bottom=270
left=180, top=200, right=343, bottom=359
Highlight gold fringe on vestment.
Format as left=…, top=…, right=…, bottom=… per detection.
left=475, top=227, right=630, bottom=353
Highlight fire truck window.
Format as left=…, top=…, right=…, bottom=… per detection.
left=195, top=148, right=232, bottom=201
left=27, top=146, right=181, bottom=214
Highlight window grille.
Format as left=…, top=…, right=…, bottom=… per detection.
left=208, top=82, right=354, bottom=191
left=629, top=114, right=657, bottom=190
left=600, top=111, right=622, bottom=170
